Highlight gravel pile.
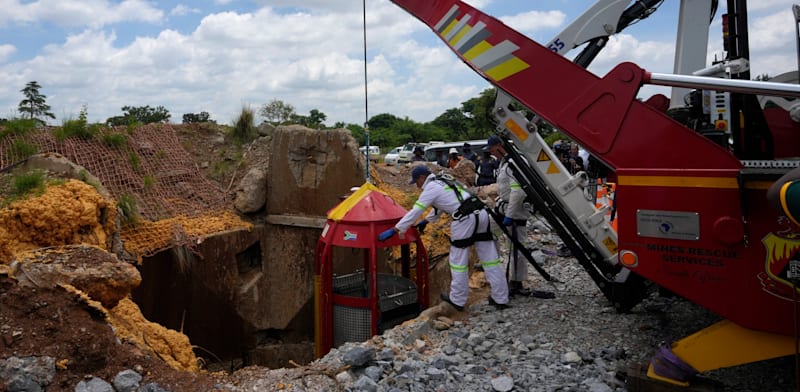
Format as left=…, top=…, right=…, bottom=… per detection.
left=228, top=217, right=798, bottom=391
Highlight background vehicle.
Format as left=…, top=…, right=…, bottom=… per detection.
left=359, top=145, right=380, bottom=162
left=397, top=143, right=428, bottom=163
left=389, top=0, right=800, bottom=386
left=423, top=140, right=486, bottom=166
left=384, top=147, right=402, bottom=166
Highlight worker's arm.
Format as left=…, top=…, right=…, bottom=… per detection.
left=395, top=183, right=440, bottom=233
left=767, top=167, right=800, bottom=226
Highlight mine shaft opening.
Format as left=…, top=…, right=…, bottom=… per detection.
left=131, top=240, right=315, bottom=371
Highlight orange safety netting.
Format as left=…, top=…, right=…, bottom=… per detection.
left=1, top=124, right=250, bottom=259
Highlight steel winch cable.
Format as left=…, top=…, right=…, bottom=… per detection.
left=362, top=0, right=371, bottom=182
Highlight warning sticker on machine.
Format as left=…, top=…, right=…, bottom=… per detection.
left=636, top=210, right=699, bottom=241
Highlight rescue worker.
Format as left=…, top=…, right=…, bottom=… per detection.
left=411, top=145, right=426, bottom=162
left=476, top=151, right=499, bottom=186
left=378, top=165, right=510, bottom=311
left=447, top=147, right=462, bottom=169
left=484, top=135, right=531, bottom=296
left=462, top=143, right=478, bottom=166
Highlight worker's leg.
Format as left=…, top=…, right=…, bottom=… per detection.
left=448, top=219, right=472, bottom=307
left=475, top=211, right=508, bottom=304
left=448, top=245, right=470, bottom=307
left=511, top=220, right=529, bottom=282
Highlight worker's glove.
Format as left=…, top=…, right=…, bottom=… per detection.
left=503, top=216, right=513, bottom=226
left=415, top=220, right=428, bottom=234
left=378, top=228, right=396, bottom=241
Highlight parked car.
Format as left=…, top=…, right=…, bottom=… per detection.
left=359, top=146, right=381, bottom=162
left=384, top=147, right=402, bottom=165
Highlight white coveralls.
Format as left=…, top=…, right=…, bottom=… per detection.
left=395, top=174, right=509, bottom=307
left=496, top=158, right=530, bottom=283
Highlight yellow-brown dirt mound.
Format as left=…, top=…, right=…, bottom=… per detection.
left=109, top=297, right=200, bottom=372
left=0, top=179, right=115, bottom=262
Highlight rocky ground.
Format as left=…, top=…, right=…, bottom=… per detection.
left=217, top=212, right=799, bottom=392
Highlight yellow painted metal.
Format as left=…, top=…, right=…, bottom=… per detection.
left=314, top=274, right=322, bottom=358
left=617, top=175, right=738, bottom=189
left=504, top=119, right=528, bottom=142
left=487, top=57, right=531, bottom=81
left=463, top=41, right=492, bottom=60
left=672, top=319, right=794, bottom=371
left=327, top=182, right=383, bottom=222
left=646, top=319, right=795, bottom=386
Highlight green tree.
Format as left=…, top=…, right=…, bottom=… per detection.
left=18, top=81, right=55, bottom=126
left=459, top=88, right=497, bottom=138
left=260, top=99, right=295, bottom=125
left=432, top=108, right=471, bottom=140
left=367, top=113, right=400, bottom=130
left=308, top=109, right=327, bottom=129
left=182, top=111, right=212, bottom=124
left=106, top=105, right=170, bottom=125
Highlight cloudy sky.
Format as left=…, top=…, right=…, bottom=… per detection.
left=0, top=0, right=796, bottom=127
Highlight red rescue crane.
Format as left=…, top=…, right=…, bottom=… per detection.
left=389, top=0, right=800, bottom=387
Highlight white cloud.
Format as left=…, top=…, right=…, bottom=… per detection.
left=0, top=0, right=163, bottom=28
left=170, top=5, right=201, bottom=17
left=500, top=10, right=566, bottom=34
left=2, top=0, right=795, bottom=129
left=0, top=44, right=16, bottom=62
left=749, top=10, right=795, bottom=51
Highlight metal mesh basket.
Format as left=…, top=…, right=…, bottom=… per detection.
left=332, top=271, right=418, bottom=346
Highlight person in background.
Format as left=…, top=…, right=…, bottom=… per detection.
left=567, top=143, right=585, bottom=174
left=462, top=143, right=478, bottom=166
left=484, top=135, right=532, bottom=296
left=411, top=145, right=426, bottom=162
left=476, top=151, right=499, bottom=186
left=447, top=147, right=463, bottom=169
left=378, top=165, right=510, bottom=311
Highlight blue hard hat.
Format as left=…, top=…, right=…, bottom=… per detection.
left=483, top=135, right=501, bottom=151
left=409, top=165, right=431, bottom=184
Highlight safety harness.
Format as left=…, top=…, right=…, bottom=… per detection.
left=435, top=175, right=494, bottom=248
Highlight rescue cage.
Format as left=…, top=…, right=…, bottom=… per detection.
left=332, top=270, right=419, bottom=347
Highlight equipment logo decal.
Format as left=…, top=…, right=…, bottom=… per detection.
left=434, top=4, right=529, bottom=81
left=343, top=231, right=358, bottom=241
left=759, top=230, right=800, bottom=301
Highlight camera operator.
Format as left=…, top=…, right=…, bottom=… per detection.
left=553, top=141, right=584, bottom=175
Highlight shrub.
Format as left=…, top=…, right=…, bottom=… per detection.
left=128, top=152, right=141, bottom=172
left=56, top=107, right=100, bottom=140
left=11, top=140, right=37, bottom=160
left=11, top=170, right=45, bottom=197
left=143, top=174, right=155, bottom=190
left=0, top=118, right=37, bottom=137
left=117, top=193, right=140, bottom=226
left=232, top=106, right=256, bottom=142
left=102, top=132, right=127, bottom=148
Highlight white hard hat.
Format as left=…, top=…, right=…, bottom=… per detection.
left=449, top=147, right=458, bottom=154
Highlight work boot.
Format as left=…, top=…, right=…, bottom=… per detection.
left=488, top=296, right=510, bottom=310
left=439, top=292, right=464, bottom=311
left=508, top=280, right=531, bottom=297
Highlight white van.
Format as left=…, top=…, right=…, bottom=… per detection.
left=423, top=140, right=487, bottom=166
left=359, top=146, right=380, bottom=162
